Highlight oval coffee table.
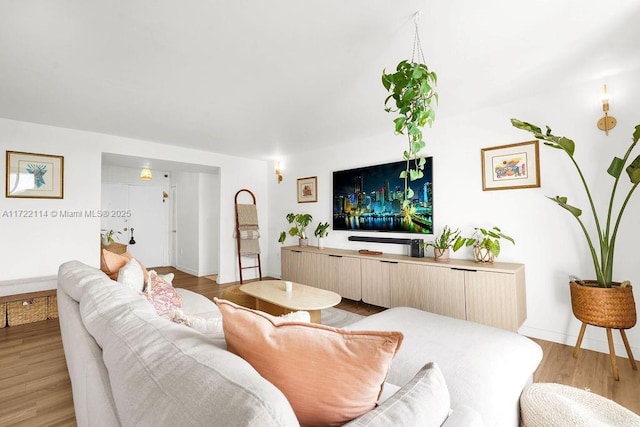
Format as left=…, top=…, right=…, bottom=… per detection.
left=239, top=280, right=341, bottom=324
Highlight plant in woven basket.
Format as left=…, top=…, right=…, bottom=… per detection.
left=512, top=119, right=640, bottom=288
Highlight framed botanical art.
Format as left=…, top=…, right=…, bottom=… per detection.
left=6, top=151, right=64, bottom=198
left=297, top=176, right=317, bottom=203
left=481, top=141, right=540, bottom=191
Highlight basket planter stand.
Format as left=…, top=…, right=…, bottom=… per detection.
left=570, top=280, right=638, bottom=381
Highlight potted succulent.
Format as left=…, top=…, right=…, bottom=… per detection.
left=314, top=222, right=330, bottom=249
left=422, top=225, right=464, bottom=262
left=456, top=226, right=515, bottom=263
left=512, top=119, right=639, bottom=379
left=101, top=229, right=121, bottom=246
left=278, top=213, right=313, bottom=247
left=382, top=59, right=437, bottom=215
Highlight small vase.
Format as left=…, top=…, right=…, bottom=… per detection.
left=473, top=246, right=494, bottom=263
left=318, top=237, right=325, bottom=249
left=299, top=238, right=309, bottom=247
left=434, top=248, right=450, bottom=262
left=101, top=237, right=111, bottom=246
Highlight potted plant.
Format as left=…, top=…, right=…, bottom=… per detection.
left=456, top=226, right=515, bottom=263
left=382, top=60, right=437, bottom=216
left=512, top=119, right=639, bottom=379
left=278, top=213, right=313, bottom=247
left=101, top=229, right=121, bottom=246
left=422, top=225, right=464, bottom=262
left=314, top=222, right=330, bottom=249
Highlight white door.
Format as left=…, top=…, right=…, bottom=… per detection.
left=128, top=185, right=166, bottom=267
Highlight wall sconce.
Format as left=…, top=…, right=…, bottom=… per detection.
left=275, top=161, right=283, bottom=184
left=140, top=168, right=153, bottom=180
left=597, top=84, right=617, bottom=136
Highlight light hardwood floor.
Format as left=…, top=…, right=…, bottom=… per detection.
left=0, top=267, right=638, bottom=426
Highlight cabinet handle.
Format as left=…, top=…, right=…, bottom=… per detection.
left=329, top=255, right=343, bottom=258
left=381, top=260, right=399, bottom=264
left=451, top=267, right=477, bottom=272
left=291, top=250, right=302, bottom=254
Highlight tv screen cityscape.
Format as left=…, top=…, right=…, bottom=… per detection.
left=332, top=158, right=433, bottom=234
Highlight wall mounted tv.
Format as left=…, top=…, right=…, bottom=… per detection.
left=332, top=157, right=433, bottom=234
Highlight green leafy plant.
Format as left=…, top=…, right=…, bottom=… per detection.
left=423, top=225, right=463, bottom=250
left=101, top=229, right=121, bottom=244
left=457, top=227, right=515, bottom=261
left=382, top=60, right=437, bottom=211
left=314, top=222, right=330, bottom=238
left=278, top=213, right=313, bottom=243
left=512, top=119, right=640, bottom=288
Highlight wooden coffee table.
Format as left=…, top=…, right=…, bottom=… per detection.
left=239, top=280, right=341, bottom=323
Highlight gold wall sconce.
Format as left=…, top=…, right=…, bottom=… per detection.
left=140, top=168, right=153, bottom=180
left=597, top=84, right=616, bottom=136
left=275, top=161, right=283, bottom=184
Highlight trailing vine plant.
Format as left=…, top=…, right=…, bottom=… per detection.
left=382, top=13, right=438, bottom=213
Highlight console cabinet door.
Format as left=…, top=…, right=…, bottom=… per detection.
left=323, top=254, right=361, bottom=301
left=281, top=249, right=319, bottom=286
left=390, top=264, right=466, bottom=319
left=361, top=259, right=394, bottom=308
left=465, top=270, right=526, bottom=332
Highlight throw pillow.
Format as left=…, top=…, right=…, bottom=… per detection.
left=117, top=258, right=145, bottom=292
left=214, top=298, right=404, bottom=426
left=145, top=270, right=183, bottom=317
left=345, top=362, right=451, bottom=427
left=100, top=249, right=149, bottom=284
left=100, top=249, right=130, bottom=280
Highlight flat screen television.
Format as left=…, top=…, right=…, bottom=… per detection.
left=332, top=157, right=433, bottom=234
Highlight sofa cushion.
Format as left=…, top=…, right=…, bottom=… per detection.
left=345, top=362, right=451, bottom=427
left=100, top=249, right=129, bottom=280
left=346, top=307, right=543, bottom=426
left=215, top=298, right=404, bottom=426
left=79, top=280, right=299, bottom=427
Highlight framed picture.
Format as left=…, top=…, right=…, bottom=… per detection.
left=297, top=176, right=317, bottom=203
left=6, top=151, right=64, bottom=198
left=481, top=141, right=540, bottom=191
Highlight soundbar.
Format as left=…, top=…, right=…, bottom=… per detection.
left=348, top=236, right=412, bottom=245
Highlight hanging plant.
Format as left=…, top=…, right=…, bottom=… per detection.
left=382, top=14, right=438, bottom=212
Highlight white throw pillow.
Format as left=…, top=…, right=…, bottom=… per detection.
left=117, top=258, right=145, bottom=292
left=345, top=362, right=451, bottom=427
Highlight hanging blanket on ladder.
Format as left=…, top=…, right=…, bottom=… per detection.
left=235, top=204, right=260, bottom=254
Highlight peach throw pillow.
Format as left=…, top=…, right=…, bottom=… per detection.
left=214, top=298, right=404, bottom=426
left=100, top=249, right=149, bottom=283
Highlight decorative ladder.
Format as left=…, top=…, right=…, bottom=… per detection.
left=234, top=189, right=262, bottom=284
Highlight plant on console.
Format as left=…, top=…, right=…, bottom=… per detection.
left=278, top=213, right=313, bottom=247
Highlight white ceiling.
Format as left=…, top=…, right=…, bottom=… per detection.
left=1, top=1, right=639, bottom=162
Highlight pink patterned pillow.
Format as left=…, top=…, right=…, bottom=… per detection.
left=144, top=270, right=183, bottom=317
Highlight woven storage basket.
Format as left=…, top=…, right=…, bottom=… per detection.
left=48, top=295, right=58, bottom=319
left=7, top=297, right=48, bottom=326
left=0, top=303, right=6, bottom=328
left=570, top=281, right=637, bottom=329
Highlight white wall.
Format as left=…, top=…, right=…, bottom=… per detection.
left=0, top=118, right=268, bottom=285
left=267, top=69, right=640, bottom=358
left=199, top=172, right=220, bottom=277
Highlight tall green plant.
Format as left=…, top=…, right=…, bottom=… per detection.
left=382, top=61, right=437, bottom=211
left=512, top=119, right=640, bottom=288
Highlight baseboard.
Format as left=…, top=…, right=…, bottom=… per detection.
left=0, top=275, right=57, bottom=297
left=519, top=325, right=639, bottom=361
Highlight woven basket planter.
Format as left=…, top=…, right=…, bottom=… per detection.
left=569, top=281, right=637, bottom=329
left=473, top=246, right=494, bottom=263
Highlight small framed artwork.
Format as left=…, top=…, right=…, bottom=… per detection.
left=481, top=140, right=540, bottom=191
left=297, top=176, right=317, bottom=203
left=6, top=151, right=64, bottom=198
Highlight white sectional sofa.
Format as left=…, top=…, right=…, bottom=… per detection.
left=57, top=260, right=543, bottom=426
